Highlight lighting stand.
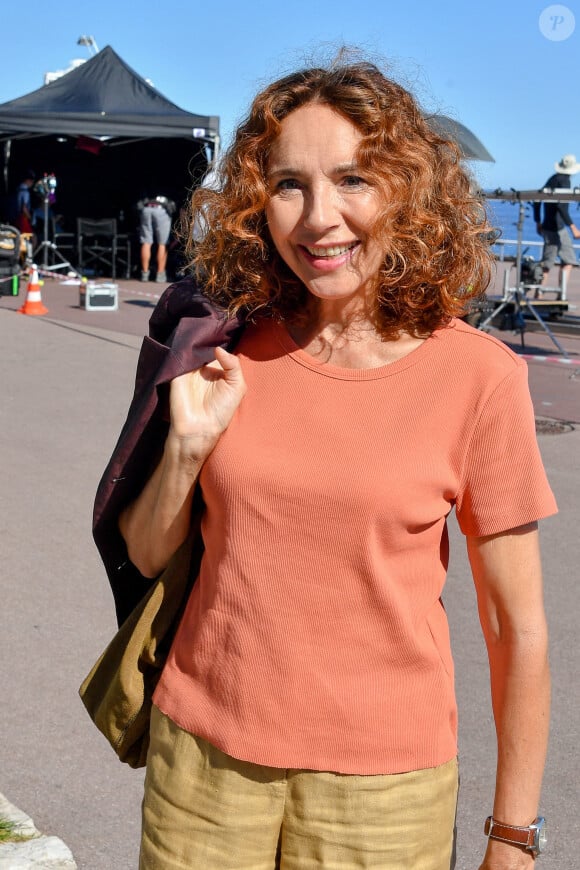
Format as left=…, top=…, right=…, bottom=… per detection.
left=32, top=193, right=82, bottom=279
left=479, top=193, right=568, bottom=357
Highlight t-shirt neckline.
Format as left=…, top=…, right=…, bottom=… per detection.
left=273, top=319, right=441, bottom=381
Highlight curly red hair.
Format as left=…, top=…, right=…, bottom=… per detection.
left=186, top=61, right=493, bottom=337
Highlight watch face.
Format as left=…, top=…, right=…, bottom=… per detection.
left=532, top=817, right=547, bottom=854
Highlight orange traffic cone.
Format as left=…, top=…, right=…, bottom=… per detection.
left=17, top=265, right=48, bottom=316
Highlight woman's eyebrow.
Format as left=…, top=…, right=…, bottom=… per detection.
left=334, top=162, right=361, bottom=174
left=267, top=162, right=361, bottom=178
left=267, top=166, right=301, bottom=178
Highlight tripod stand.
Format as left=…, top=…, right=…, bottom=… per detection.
left=480, top=191, right=568, bottom=357
left=31, top=179, right=82, bottom=279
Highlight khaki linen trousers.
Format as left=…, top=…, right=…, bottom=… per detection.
left=140, top=706, right=458, bottom=870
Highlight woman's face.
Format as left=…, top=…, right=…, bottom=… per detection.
left=265, top=103, right=384, bottom=312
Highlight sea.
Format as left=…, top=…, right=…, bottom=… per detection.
left=483, top=195, right=580, bottom=262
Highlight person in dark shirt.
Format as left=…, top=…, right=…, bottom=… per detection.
left=533, top=154, right=580, bottom=294
left=14, top=170, right=36, bottom=234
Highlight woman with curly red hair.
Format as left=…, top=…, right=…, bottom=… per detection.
left=116, top=60, right=556, bottom=869
left=187, top=63, right=492, bottom=336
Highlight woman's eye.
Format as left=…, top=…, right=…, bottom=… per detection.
left=343, top=175, right=366, bottom=187
left=276, top=178, right=301, bottom=191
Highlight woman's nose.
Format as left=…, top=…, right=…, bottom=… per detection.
left=302, top=186, right=339, bottom=232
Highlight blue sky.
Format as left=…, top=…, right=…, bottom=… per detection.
left=1, top=0, right=578, bottom=191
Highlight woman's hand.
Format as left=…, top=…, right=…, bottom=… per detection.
left=168, top=346, right=247, bottom=463
left=119, top=347, right=246, bottom=577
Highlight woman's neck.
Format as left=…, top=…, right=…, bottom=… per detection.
left=286, top=309, right=426, bottom=370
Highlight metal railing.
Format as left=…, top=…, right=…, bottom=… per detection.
left=492, top=239, right=580, bottom=262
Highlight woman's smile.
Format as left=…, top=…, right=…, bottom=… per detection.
left=299, top=240, right=361, bottom=271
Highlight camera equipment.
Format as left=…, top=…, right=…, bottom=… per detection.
left=33, top=173, right=57, bottom=202
left=0, top=224, right=21, bottom=296
left=520, top=256, right=544, bottom=287
left=479, top=189, right=580, bottom=357
left=32, top=173, right=81, bottom=278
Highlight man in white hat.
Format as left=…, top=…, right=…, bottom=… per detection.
left=533, top=154, right=580, bottom=296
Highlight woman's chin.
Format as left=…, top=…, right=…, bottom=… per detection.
left=302, top=276, right=374, bottom=309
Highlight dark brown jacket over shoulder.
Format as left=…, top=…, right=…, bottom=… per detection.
left=92, top=278, right=245, bottom=626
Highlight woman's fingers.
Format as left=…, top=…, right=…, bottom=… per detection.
left=213, top=345, right=240, bottom=371
left=168, top=349, right=246, bottom=456
left=203, top=347, right=246, bottom=387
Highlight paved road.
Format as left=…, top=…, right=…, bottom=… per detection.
left=0, top=281, right=578, bottom=868
left=0, top=309, right=145, bottom=868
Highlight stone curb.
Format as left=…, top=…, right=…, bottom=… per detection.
left=0, top=794, right=77, bottom=869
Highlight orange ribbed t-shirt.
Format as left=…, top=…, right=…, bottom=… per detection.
left=154, top=318, right=557, bottom=775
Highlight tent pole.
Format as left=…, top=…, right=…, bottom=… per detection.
left=212, top=134, right=220, bottom=164
left=2, top=140, right=11, bottom=193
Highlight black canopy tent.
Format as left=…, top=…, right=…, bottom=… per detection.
left=0, top=46, right=219, bottom=228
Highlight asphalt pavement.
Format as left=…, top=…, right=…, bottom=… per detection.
left=0, top=269, right=579, bottom=869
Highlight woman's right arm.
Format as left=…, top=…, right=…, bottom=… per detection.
left=118, top=346, right=246, bottom=578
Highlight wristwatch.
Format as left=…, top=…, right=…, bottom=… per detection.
left=484, top=815, right=547, bottom=856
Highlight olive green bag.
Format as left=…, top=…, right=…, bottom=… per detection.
left=79, top=530, right=196, bottom=768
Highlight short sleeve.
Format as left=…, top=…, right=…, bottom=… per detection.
left=455, top=361, right=557, bottom=536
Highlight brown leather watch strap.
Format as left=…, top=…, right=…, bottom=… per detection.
left=484, top=816, right=535, bottom=848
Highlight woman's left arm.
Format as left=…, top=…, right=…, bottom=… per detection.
left=466, top=522, right=550, bottom=870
